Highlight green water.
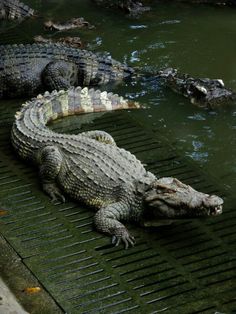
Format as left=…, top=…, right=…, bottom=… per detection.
left=1, top=0, right=236, bottom=192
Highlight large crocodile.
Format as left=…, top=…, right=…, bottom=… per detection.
left=0, top=0, right=34, bottom=20
left=11, top=87, right=223, bottom=248
left=158, top=68, right=236, bottom=107
left=0, top=43, right=135, bottom=99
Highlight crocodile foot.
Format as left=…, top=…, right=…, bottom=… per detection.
left=43, top=183, right=65, bottom=203
left=111, top=228, right=135, bottom=249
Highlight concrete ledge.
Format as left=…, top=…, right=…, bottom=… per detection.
left=0, top=277, right=29, bottom=314
left=0, top=236, right=63, bottom=314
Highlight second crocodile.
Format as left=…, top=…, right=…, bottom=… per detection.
left=0, top=43, right=135, bottom=99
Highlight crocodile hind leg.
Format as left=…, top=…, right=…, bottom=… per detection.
left=42, top=60, right=78, bottom=91
left=37, top=145, right=65, bottom=203
left=94, top=202, right=135, bottom=249
left=81, top=130, right=116, bottom=145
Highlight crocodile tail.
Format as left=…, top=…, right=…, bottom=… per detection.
left=15, top=87, right=140, bottom=124
left=35, top=86, right=140, bottom=123
left=12, top=87, right=140, bottom=160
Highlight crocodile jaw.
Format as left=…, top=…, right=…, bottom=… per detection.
left=143, top=177, right=223, bottom=224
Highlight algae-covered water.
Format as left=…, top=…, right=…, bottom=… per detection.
left=1, top=0, right=236, bottom=193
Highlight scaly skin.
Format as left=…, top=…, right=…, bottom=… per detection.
left=34, top=36, right=84, bottom=49
left=0, top=43, right=135, bottom=99
left=0, top=0, right=34, bottom=20
left=158, top=68, right=236, bottom=107
left=11, top=87, right=223, bottom=248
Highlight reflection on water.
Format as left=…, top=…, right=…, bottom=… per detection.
left=0, top=0, right=235, bottom=192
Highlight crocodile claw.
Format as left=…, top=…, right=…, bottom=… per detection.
left=43, top=183, right=66, bottom=203
left=111, top=233, right=135, bottom=249
left=50, top=192, right=66, bottom=204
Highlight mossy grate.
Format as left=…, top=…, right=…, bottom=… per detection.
left=0, top=108, right=235, bottom=313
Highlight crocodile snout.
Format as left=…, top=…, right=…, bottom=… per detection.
left=203, top=195, right=223, bottom=216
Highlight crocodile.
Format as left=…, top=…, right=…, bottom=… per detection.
left=11, top=87, right=223, bottom=248
left=34, top=35, right=84, bottom=49
left=44, top=17, right=95, bottom=32
left=0, top=0, right=34, bottom=20
left=158, top=68, right=236, bottom=107
left=0, top=43, right=135, bottom=99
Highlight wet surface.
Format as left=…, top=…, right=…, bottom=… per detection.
left=0, top=277, right=29, bottom=314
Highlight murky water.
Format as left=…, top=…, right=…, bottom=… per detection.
left=0, top=0, right=235, bottom=192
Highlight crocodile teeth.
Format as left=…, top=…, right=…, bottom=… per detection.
left=195, top=85, right=208, bottom=95
left=217, top=79, right=224, bottom=87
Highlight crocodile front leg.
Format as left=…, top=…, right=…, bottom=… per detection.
left=37, top=145, right=65, bottom=203
left=42, top=60, right=78, bottom=91
left=94, top=202, right=135, bottom=249
left=81, top=130, right=116, bottom=145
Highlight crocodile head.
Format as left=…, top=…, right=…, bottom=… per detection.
left=142, top=177, right=223, bottom=226
left=186, top=78, right=235, bottom=107
left=158, top=68, right=235, bottom=107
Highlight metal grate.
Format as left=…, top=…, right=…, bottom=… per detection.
left=0, top=107, right=235, bottom=314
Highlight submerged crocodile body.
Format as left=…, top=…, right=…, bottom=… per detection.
left=158, top=68, right=236, bottom=107
left=92, top=0, right=150, bottom=16
left=92, top=0, right=236, bottom=14
left=0, top=43, right=134, bottom=99
left=168, top=0, right=236, bottom=5
left=0, top=0, right=34, bottom=20
left=11, top=87, right=223, bottom=248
